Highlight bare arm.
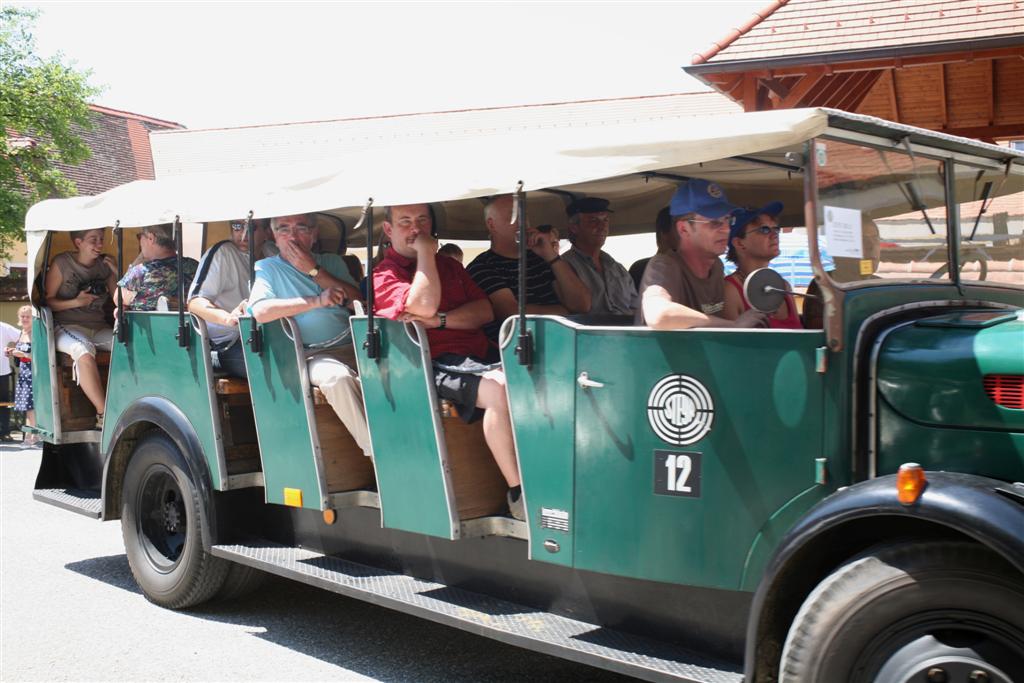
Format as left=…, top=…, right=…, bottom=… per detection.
left=401, top=297, right=493, bottom=330
left=642, top=286, right=765, bottom=330
left=403, top=236, right=442, bottom=317
left=44, top=260, right=99, bottom=312
left=312, top=269, right=361, bottom=304
left=188, top=296, right=244, bottom=328
left=488, top=288, right=568, bottom=322
left=722, top=282, right=745, bottom=321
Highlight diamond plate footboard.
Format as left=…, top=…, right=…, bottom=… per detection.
left=212, top=540, right=742, bottom=683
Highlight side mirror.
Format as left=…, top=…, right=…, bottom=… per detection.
left=744, top=268, right=789, bottom=313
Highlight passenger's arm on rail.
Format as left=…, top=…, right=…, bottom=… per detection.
left=250, top=288, right=345, bottom=324
left=401, top=297, right=493, bottom=330
left=189, top=296, right=241, bottom=328
left=488, top=288, right=568, bottom=322
left=642, top=286, right=764, bottom=330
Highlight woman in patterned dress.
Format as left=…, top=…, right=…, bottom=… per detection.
left=8, top=305, right=37, bottom=447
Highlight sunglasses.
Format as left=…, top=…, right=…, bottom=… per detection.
left=745, top=225, right=781, bottom=236
left=230, top=221, right=247, bottom=232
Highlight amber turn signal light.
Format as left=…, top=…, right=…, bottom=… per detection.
left=897, top=463, right=926, bottom=505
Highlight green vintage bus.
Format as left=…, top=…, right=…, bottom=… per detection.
left=25, top=109, right=1024, bottom=682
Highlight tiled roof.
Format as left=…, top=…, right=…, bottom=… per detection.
left=693, top=0, right=1024, bottom=65
left=54, top=105, right=184, bottom=196
left=151, top=91, right=740, bottom=177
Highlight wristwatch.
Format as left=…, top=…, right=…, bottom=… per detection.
left=438, top=312, right=447, bottom=329
left=307, top=265, right=320, bottom=278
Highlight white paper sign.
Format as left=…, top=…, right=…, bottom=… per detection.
left=824, top=206, right=863, bottom=258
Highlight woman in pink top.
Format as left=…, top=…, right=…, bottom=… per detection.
left=722, top=203, right=803, bottom=330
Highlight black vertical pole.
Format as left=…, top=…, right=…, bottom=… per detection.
left=362, top=200, right=379, bottom=360
left=174, top=217, right=189, bottom=348
left=514, top=183, right=532, bottom=366
left=246, top=211, right=262, bottom=353
left=115, top=221, right=126, bottom=344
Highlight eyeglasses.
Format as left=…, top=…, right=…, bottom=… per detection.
left=230, top=221, right=247, bottom=232
left=274, top=224, right=313, bottom=236
left=688, top=218, right=730, bottom=230
left=745, top=225, right=781, bottom=236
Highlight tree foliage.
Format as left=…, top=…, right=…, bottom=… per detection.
left=1, top=6, right=98, bottom=255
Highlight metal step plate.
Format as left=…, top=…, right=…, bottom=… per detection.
left=212, top=540, right=742, bottom=683
left=33, top=488, right=102, bottom=519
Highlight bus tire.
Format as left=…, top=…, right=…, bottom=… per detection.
left=216, top=562, right=268, bottom=602
left=778, top=541, right=1024, bottom=683
left=120, top=431, right=229, bottom=609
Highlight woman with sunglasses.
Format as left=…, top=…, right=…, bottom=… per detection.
left=722, top=203, right=803, bottom=329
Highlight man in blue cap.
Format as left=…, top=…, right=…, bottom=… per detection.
left=561, top=197, right=638, bottom=316
left=636, top=179, right=767, bottom=329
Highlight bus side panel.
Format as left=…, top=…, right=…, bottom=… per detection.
left=31, top=315, right=56, bottom=437
left=352, top=317, right=457, bottom=539
left=571, top=328, right=827, bottom=589
left=501, top=318, right=578, bottom=566
left=102, top=314, right=225, bottom=488
left=240, top=318, right=326, bottom=509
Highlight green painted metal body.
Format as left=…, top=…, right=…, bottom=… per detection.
left=502, top=319, right=829, bottom=590
left=31, top=315, right=56, bottom=437
left=351, top=316, right=457, bottom=539
left=103, top=313, right=225, bottom=488
left=239, top=317, right=326, bottom=509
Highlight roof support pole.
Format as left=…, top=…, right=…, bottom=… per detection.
left=245, top=211, right=262, bottom=354
left=513, top=182, right=532, bottom=367
left=115, top=221, right=126, bottom=344
left=359, top=199, right=379, bottom=360
left=174, top=216, right=189, bottom=349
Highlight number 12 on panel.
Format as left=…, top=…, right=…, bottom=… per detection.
left=653, top=450, right=702, bottom=498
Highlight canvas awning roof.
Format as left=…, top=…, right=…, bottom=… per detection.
left=24, top=107, right=1024, bottom=288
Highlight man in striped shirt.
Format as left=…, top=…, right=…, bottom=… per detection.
left=467, top=195, right=591, bottom=343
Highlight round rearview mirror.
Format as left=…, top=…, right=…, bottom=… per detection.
left=744, top=268, right=788, bottom=313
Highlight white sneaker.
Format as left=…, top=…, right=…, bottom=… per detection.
left=506, top=489, right=525, bottom=522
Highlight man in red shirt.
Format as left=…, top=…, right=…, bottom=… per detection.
left=373, top=203, right=524, bottom=521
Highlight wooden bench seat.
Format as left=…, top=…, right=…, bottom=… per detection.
left=215, top=377, right=250, bottom=395
left=56, top=351, right=111, bottom=432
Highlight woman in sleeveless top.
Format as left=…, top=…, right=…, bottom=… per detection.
left=8, top=305, right=37, bottom=447
left=44, top=228, right=118, bottom=428
left=722, top=204, right=803, bottom=330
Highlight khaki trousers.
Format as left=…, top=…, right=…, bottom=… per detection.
left=307, top=344, right=372, bottom=456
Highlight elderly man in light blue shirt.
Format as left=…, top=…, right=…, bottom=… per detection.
left=249, top=213, right=371, bottom=455
left=561, top=197, right=638, bottom=316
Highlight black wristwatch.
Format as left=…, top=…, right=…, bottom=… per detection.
left=438, top=312, right=447, bottom=329
left=547, top=254, right=562, bottom=265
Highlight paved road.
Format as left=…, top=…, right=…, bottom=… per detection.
left=0, top=445, right=635, bottom=682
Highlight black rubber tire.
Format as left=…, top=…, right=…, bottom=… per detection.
left=215, top=561, right=268, bottom=602
left=779, top=541, right=1024, bottom=683
left=120, top=431, right=229, bottom=609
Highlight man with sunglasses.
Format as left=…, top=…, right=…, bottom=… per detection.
left=188, top=218, right=271, bottom=377
left=637, top=179, right=767, bottom=329
left=249, top=214, right=371, bottom=457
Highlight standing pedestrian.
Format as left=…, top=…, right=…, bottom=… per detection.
left=0, top=318, right=20, bottom=442
left=9, top=306, right=37, bottom=447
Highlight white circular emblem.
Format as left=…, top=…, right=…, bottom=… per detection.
left=707, top=183, right=723, bottom=199
left=647, top=374, right=715, bottom=446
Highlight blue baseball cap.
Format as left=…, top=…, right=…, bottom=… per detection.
left=669, top=179, right=737, bottom=219
left=729, top=201, right=784, bottom=242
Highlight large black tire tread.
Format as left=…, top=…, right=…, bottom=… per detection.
left=779, top=540, right=1024, bottom=683
left=216, top=561, right=269, bottom=602
left=120, top=431, right=229, bottom=609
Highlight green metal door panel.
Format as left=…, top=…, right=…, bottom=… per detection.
left=572, top=330, right=826, bottom=590
left=499, top=318, right=578, bottom=566
left=240, top=317, right=325, bottom=509
left=877, top=398, right=1024, bottom=481
left=32, top=315, right=55, bottom=437
left=102, top=314, right=224, bottom=487
left=350, top=316, right=455, bottom=539
left=739, top=483, right=829, bottom=591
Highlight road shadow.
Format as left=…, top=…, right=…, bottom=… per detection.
left=66, top=554, right=635, bottom=682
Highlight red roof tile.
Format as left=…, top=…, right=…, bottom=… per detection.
left=694, top=0, right=1024, bottom=65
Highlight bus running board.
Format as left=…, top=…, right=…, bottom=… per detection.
left=33, top=487, right=102, bottom=519
left=211, top=540, right=742, bottom=683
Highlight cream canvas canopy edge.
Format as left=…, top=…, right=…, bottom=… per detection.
left=24, top=106, right=1023, bottom=289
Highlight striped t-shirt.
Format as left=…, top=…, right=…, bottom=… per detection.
left=467, top=249, right=560, bottom=342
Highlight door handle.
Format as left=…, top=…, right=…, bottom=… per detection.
left=577, top=372, right=605, bottom=389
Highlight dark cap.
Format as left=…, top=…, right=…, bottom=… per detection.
left=669, top=179, right=736, bottom=219
left=567, top=197, right=614, bottom=217
left=729, top=201, right=784, bottom=242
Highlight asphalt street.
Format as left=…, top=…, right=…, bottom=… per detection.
left=0, top=445, right=635, bottom=682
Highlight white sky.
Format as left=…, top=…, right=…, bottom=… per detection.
left=24, top=1, right=765, bottom=130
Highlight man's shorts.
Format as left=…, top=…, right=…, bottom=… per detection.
left=432, top=353, right=499, bottom=424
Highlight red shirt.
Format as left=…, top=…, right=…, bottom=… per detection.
left=724, top=273, right=803, bottom=329
left=373, top=248, right=492, bottom=359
